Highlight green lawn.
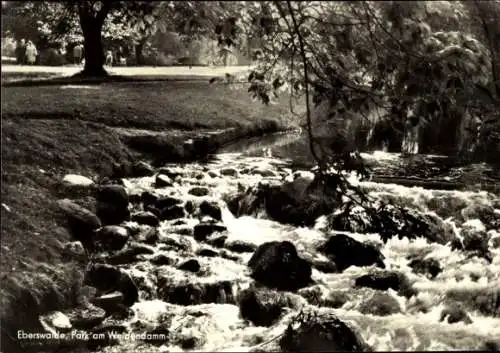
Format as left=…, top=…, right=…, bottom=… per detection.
left=2, top=81, right=299, bottom=130
left=0, top=79, right=302, bottom=352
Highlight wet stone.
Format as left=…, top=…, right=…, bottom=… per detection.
left=159, top=205, right=185, bottom=221
left=155, top=195, right=183, bottom=209
left=225, top=240, right=257, bottom=253
left=248, top=241, right=313, bottom=292
left=196, top=248, right=220, bottom=257
left=279, top=308, right=370, bottom=352
left=185, top=200, right=196, bottom=214
left=155, top=174, right=174, bottom=188
left=128, top=193, right=142, bottom=204
left=84, top=264, right=139, bottom=307
left=39, top=311, right=72, bottom=333
left=318, top=233, right=386, bottom=272
left=298, top=286, right=349, bottom=309
left=157, top=279, right=235, bottom=306
left=96, top=185, right=129, bottom=208
left=65, top=303, right=106, bottom=330
left=354, top=270, right=416, bottom=298
left=90, top=291, right=125, bottom=314
left=57, top=199, right=101, bottom=244
left=132, top=161, right=156, bottom=177
left=134, top=227, right=160, bottom=245
left=97, top=202, right=131, bottom=226
left=144, top=205, right=161, bottom=217
left=408, top=256, right=442, bottom=279
left=193, top=223, right=227, bottom=241
left=178, top=259, right=201, bottom=273
left=359, top=291, right=402, bottom=316
left=141, top=191, right=158, bottom=208
left=158, top=235, right=188, bottom=251
left=199, top=200, right=222, bottom=221
left=93, top=225, right=129, bottom=252
left=188, top=186, right=210, bottom=197
left=150, top=254, right=174, bottom=266
left=157, top=167, right=184, bottom=179
left=131, top=211, right=159, bottom=227
left=107, top=242, right=155, bottom=265
left=252, top=168, right=276, bottom=177
left=206, top=235, right=228, bottom=248
left=310, top=259, right=338, bottom=273
left=439, top=305, right=473, bottom=324
left=238, top=286, right=306, bottom=327
left=220, top=168, right=238, bottom=177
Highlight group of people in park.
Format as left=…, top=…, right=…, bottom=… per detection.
left=15, top=39, right=38, bottom=65
left=14, top=38, right=122, bottom=67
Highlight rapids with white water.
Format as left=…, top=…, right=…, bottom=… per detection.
left=92, top=135, right=499, bottom=352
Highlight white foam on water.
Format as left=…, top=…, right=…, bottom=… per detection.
left=117, top=152, right=500, bottom=351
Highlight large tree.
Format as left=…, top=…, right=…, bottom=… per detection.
left=214, top=1, right=499, bottom=163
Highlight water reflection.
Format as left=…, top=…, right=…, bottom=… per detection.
left=220, top=132, right=500, bottom=188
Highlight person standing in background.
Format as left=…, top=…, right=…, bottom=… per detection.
left=73, top=43, right=83, bottom=65
left=25, top=40, right=38, bottom=65
left=105, top=50, right=113, bottom=67
left=15, top=39, right=26, bottom=65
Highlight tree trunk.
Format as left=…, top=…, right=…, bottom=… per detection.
left=82, top=24, right=107, bottom=76
left=77, top=3, right=110, bottom=77
left=135, top=40, right=146, bottom=66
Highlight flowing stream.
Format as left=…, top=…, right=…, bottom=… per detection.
left=90, top=133, right=499, bottom=352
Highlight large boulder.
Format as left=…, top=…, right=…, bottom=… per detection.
left=62, top=174, right=95, bottom=188
left=279, top=308, right=369, bottom=352
left=248, top=241, right=313, bottom=291
left=155, top=174, right=174, bottom=188
left=407, top=256, right=442, bottom=279
left=188, top=187, right=210, bottom=197
left=238, top=287, right=305, bottom=327
left=154, top=195, right=182, bottom=210
left=159, top=205, right=185, bottom=221
left=157, top=279, right=235, bottom=306
left=230, top=178, right=337, bottom=226
left=354, top=270, right=416, bottom=298
left=199, top=200, right=222, bottom=221
left=131, top=211, right=159, bottom=227
left=96, top=185, right=129, bottom=209
left=439, top=304, right=473, bottom=324
left=461, top=220, right=489, bottom=253
left=93, top=226, right=129, bottom=252
left=193, top=222, right=227, bottom=241
left=96, top=185, right=130, bottom=225
left=329, top=205, right=457, bottom=245
left=131, top=161, right=156, bottom=177
left=461, top=203, right=500, bottom=230
left=358, top=291, right=402, bottom=316
left=65, top=304, right=107, bottom=330
left=96, top=203, right=131, bottom=226
left=106, top=242, right=155, bottom=265
left=318, top=234, right=385, bottom=272
left=57, top=199, right=101, bottom=246
left=83, top=264, right=139, bottom=307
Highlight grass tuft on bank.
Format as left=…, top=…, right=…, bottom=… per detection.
left=1, top=79, right=301, bottom=352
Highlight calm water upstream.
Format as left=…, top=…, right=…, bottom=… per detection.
left=92, top=132, right=499, bottom=352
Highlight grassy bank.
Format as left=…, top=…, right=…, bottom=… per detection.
left=1, top=79, right=301, bottom=352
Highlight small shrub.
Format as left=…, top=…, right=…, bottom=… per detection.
left=39, top=48, right=67, bottom=66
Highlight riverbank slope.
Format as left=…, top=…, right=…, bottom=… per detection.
left=1, top=75, right=301, bottom=352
